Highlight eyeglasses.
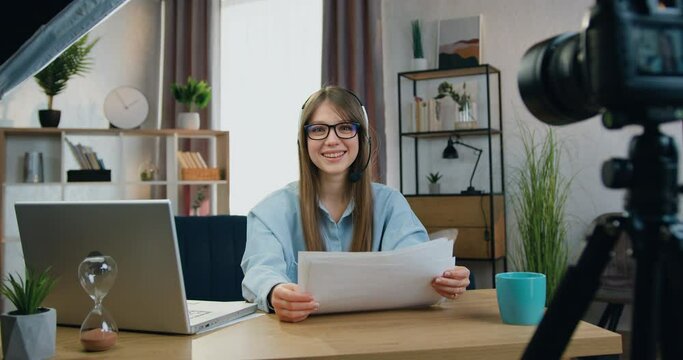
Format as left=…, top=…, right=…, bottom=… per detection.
left=304, top=122, right=361, bottom=140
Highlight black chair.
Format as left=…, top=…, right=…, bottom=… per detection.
left=174, top=215, right=247, bottom=301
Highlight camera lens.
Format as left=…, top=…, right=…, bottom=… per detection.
left=518, top=32, right=600, bottom=125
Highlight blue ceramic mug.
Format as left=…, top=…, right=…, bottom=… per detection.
left=495, top=272, right=546, bottom=325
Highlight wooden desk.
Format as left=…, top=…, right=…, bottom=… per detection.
left=52, top=289, right=621, bottom=359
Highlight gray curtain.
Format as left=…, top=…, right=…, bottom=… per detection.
left=322, top=0, right=386, bottom=183
left=161, top=0, right=216, bottom=214
left=161, top=0, right=211, bottom=130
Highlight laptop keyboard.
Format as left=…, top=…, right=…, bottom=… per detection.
left=189, top=310, right=211, bottom=319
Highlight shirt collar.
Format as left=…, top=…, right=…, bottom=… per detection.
left=318, top=198, right=355, bottom=223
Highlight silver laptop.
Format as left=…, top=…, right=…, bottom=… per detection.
left=15, top=199, right=256, bottom=335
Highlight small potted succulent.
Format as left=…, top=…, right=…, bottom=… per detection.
left=171, top=76, right=212, bottom=130
left=0, top=267, right=58, bottom=359
left=33, top=34, right=98, bottom=127
left=426, top=172, right=443, bottom=194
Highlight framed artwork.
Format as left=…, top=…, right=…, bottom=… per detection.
left=436, top=15, right=482, bottom=70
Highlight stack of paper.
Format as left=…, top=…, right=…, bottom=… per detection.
left=298, top=238, right=455, bottom=314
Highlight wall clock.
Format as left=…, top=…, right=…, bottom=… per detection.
left=103, top=86, right=149, bottom=129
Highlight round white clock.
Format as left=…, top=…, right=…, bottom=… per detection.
left=103, top=86, right=149, bottom=129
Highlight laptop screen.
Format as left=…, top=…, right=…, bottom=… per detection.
left=16, top=200, right=192, bottom=333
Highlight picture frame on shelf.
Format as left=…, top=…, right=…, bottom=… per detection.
left=436, top=15, right=482, bottom=70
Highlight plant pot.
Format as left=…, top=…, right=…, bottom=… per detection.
left=429, top=183, right=440, bottom=194
left=177, top=112, right=200, bottom=130
left=1, top=307, right=56, bottom=359
left=412, top=58, right=429, bottom=71
left=38, top=110, right=61, bottom=128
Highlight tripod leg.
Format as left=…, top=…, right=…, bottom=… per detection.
left=522, top=216, right=623, bottom=359
left=630, top=242, right=658, bottom=360
left=607, top=304, right=623, bottom=332
left=659, top=227, right=683, bottom=360
left=598, top=304, right=613, bottom=328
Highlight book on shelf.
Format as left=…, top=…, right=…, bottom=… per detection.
left=65, top=138, right=106, bottom=170
left=177, top=151, right=208, bottom=169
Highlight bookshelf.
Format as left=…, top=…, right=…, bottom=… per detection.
left=0, top=128, right=230, bottom=243
left=397, top=65, right=506, bottom=285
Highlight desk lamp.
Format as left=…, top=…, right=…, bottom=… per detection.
left=442, top=137, right=483, bottom=195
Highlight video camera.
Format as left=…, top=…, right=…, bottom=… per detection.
left=517, top=1, right=683, bottom=359
left=518, top=0, right=683, bottom=128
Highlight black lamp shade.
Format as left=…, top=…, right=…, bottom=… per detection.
left=443, top=137, right=459, bottom=159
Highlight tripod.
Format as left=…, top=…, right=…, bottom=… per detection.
left=522, top=123, right=683, bottom=359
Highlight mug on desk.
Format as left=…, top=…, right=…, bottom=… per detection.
left=495, top=272, right=546, bottom=325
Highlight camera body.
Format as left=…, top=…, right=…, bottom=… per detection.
left=518, top=0, right=683, bottom=126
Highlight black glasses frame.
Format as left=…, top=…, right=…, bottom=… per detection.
left=304, top=122, right=361, bottom=140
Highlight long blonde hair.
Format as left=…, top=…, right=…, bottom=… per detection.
left=298, top=86, right=374, bottom=252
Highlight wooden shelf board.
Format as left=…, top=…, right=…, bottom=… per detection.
left=401, top=128, right=501, bottom=138
left=399, top=65, right=500, bottom=81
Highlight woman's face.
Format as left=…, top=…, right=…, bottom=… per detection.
left=306, top=101, right=360, bottom=180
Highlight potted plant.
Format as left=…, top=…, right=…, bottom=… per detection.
left=411, top=20, right=428, bottom=71
left=33, top=34, right=98, bottom=127
left=510, top=126, right=571, bottom=302
left=435, top=81, right=475, bottom=128
left=426, top=172, right=442, bottom=194
left=171, top=76, right=212, bottom=130
left=0, top=267, right=58, bottom=359
left=191, top=185, right=209, bottom=216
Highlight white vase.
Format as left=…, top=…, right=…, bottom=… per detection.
left=429, top=183, right=440, bottom=194
left=1, top=308, right=56, bottom=359
left=412, top=58, right=428, bottom=71
left=177, top=112, right=200, bottom=130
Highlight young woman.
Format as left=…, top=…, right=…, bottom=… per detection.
left=241, top=86, right=470, bottom=322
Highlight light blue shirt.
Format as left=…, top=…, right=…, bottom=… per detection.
left=241, top=181, right=429, bottom=311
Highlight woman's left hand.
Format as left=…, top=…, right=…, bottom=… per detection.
left=431, top=265, right=470, bottom=300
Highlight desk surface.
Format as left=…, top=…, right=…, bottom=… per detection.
left=52, top=289, right=621, bottom=359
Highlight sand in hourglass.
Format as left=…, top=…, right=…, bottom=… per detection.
left=81, top=328, right=118, bottom=351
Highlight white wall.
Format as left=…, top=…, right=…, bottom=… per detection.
left=383, top=0, right=683, bottom=330
left=220, top=0, right=322, bottom=215
left=0, top=0, right=162, bottom=129
left=382, top=0, right=683, bottom=271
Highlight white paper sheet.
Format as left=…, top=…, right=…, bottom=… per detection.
left=298, top=238, right=455, bottom=314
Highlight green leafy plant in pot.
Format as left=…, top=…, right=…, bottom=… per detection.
left=33, top=34, right=98, bottom=127
left=426, top=171, right=442, bottom=194
left=510, top=125, right=571, bottom=303
left=0, top=267, right=58, bottom=359
left=171, top=76, right=212, bottom=130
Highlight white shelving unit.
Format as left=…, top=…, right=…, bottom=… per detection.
left=0, top=128, right=229, bottom=288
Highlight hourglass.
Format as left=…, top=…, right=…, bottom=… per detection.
left=78, top=251, right=118, bottom=352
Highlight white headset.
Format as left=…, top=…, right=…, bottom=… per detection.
left=300, top=88, right=368, bottom=126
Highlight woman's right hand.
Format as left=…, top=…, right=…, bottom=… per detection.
left=270, top=283, right=319, bottom=322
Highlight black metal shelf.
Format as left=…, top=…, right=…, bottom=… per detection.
left=401, top=128, right=501, bottom=138
left=404, top=192, right=504, bottom=198
left=397, top=64, right=507, bottom=286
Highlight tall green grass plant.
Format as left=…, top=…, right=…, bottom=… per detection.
left=411, top=20, right=424, bottom=58
left=511, top=126, right=571, bottom=302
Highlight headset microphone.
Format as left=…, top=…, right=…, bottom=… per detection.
left=349, top=137, right=371, bottom=183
